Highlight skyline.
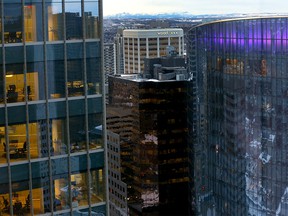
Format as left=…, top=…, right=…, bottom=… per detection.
left=103, top=0, right=288, bottom=16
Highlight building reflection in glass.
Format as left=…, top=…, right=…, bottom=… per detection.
left=188, top=17, right=288, bottom=215
left=0, top=0, right=105, bottom=215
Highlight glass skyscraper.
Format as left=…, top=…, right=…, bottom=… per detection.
left=0, top=0, right=107, bottom=215
left=188, top=17, right=288, bottom=215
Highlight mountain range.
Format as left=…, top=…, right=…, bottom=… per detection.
left=104, top=12, right=288, bottom=19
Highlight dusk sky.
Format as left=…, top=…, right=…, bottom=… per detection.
left=103, top=0, right=288, bottom=16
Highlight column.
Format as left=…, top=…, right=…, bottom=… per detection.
left=132, top=38, right=135, bottom=73
left=127, top=38, right=130, bottom=73
left=179, top=36, right=182, bottom=56
left=146, top=38, right=149, bottom=58
left=137, top=38, right=140, bottom=73
left=157, top=37, right=160, bottom=57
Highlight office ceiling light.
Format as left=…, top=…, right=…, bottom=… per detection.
left=6, top=71, right=13, bottom=78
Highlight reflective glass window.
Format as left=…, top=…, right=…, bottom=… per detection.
left=32, top=160, right=50, bottom=214
left=28, top=103, right=47, bottom=158
left=69, top=115, right=86, bottom=153
left=46, top=0, right=63, bottom=41
left=70, top=172, right=88, bottom=207
left=53, top=158, right=70, bottom=211
left=86, top=57, right=101, bottom=95
left=27, top=61, right=45, bottom=101
left=0, top=127, right=7, bottom=164
left=0, top=167, right=9, bottom=214
left=51, top=119, right=68, bottom=156
left=91, top=169, right=105, bottom=204
left=88, top=113, right=103, bottom=150
left=65, top=1, right=82, bottom=40
left=5, top=64, right=44, bottom=103
left=34, top=120, right=54, bottom=158
left=47, top=43, right=65, bottom=99
left=86, top=42, right=101, bottom=95
left=84, top=1, right=99, bottom=39
left=3, top=2, right=22, bottom=44
left=67, top=43, right=84, bottom=97
left=24, top=1, right=43, bottom=42
left=47, top=60, right=65, bottom=99
left=67, top=60, right=84, bottom=97
left=10, top=164, right=30, bottom=215
left=5, top=46, right=23, bottom=103
left=0, top=122, right=47, bottom=161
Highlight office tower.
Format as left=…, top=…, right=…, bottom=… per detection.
left=187, top=17, right=288, bottom=215
left=107, top=130, right=128, bottom=216
left=107, top=58, right=189, bottom=215
left=114, top=28, right=125, bottom=74
left=0, top=0, right=107, bottom=215
left=123, top=28, right=184, bottom=74
left=104, top=43, right=116, bottom=84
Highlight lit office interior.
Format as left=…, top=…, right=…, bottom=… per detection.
left=0, top=164, right=105, bottom=215
left=0, top=0, right=106, bottom=215
left=0, top=1, right=101, bottom=103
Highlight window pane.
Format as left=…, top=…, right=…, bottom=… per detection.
left=71, top=172, right=88, bottom=207
left=65, top=1, right=82, bottom=40
left=69, top=115, right=86, bottom=153
left=47, top=60, right=65, bottom=99
left=24, top=2, right=43, bottom=42
left=84, top=1, right=99, bottom=39
left=52, top=119, right=68, bottom=156
left=46, top=1, right=63, bottom=41
left=32, top=160, right=51, bottom=214
left=54, top=177, right=70, bottom=211
left=11, top=163, right=30, bottom=215
left=4, top=3, right=22, bottom=43
left=27, top=61, right=45, bottom=101
left=67, top=60, right=84, bottom=97
left=88, top=113, right=103, bottom=150
left=91, top=169, right=105, bottom=204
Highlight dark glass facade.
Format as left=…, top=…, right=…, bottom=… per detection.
left=0, top=0, right=106, bottom=215
left=107, top=76, right=189, bottom=215
left=188, top=17, right=288, bottom=215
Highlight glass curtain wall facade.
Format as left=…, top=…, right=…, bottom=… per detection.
left=0, top=0, right=106, bottom=215
left=108, top=76, right=189, bottom=215
left=188, top=17, right=288, bottom=215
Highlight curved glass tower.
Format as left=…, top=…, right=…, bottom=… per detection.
left=0, top=0, right=107, bottom=215
left=188, top=17, right=288, bottom=215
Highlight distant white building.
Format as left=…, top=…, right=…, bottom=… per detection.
left=107, top=130, right=128, bottom=216
left=123, top=28, right=184, bottom=74
left=104, top=43, right=116, bottom=83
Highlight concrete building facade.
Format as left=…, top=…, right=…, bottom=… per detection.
left=123, top=28, right=184, bottom=74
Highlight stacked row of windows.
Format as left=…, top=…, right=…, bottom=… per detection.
left=206, top=18, right=288, bottom=40
left=0, top=159, right=105, bottom=215
left=1, top=0, right=99, bottom=44
left=0, top=42, right=101, bottom=103
left=201, top=19, right=288, bottom=55
left=0, top=112, right=103, bottom=164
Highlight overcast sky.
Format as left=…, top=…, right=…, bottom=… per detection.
left=103, top=0, right=288, bottom=16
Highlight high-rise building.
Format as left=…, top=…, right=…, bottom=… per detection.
left=107, top=130, right=128, bottom=216
left=114, top=28, right=125, bottom=75
left=123, top=28, right=184, bottom=74
left=0, top=0, right=107, bottom=215
left=107, top=59, right=189, bottom=215
left=104, top=43, right=116, bottom=83
left=187, top=16, right=288, bottom=215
